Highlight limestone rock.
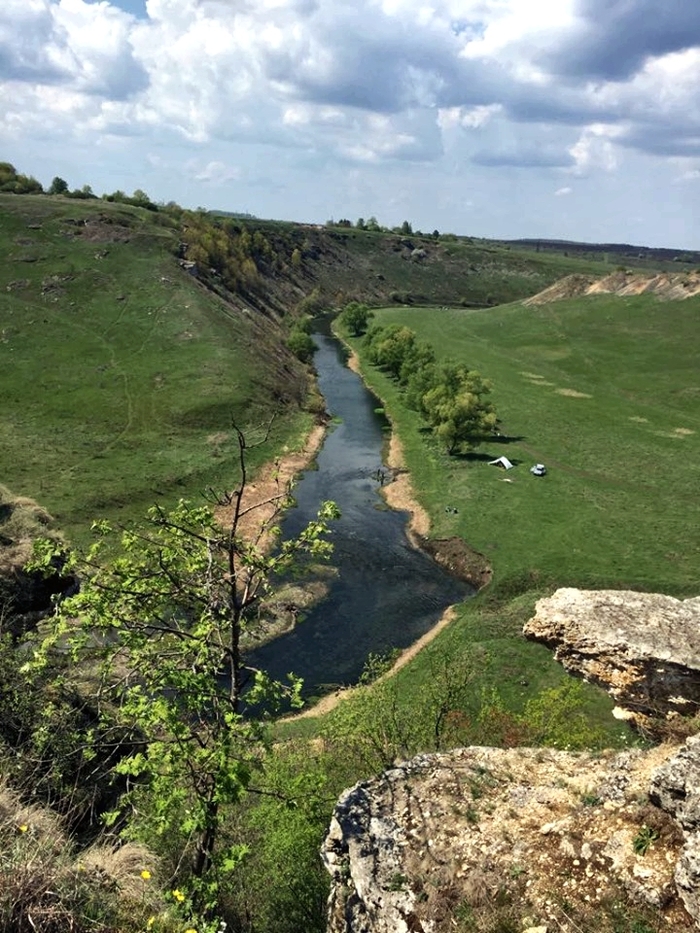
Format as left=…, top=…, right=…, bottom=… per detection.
left=523, top=589, right=700, bottom=717
left=323, top=744, right=699, bottom=933
left=651, top=737, right=700, bottom=922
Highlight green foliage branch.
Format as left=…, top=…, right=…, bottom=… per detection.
left=26, top=426, right=339, bottom=916
left=338, top=301, right=373, bottom=337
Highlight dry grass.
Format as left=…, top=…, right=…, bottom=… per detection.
left=0, top=782, right=171, bottom=933
left=0, top=484, right=60, bottom=573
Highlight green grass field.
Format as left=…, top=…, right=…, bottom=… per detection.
left=0, top=195, right=311, bottom=541
left=357, top=295, right=700, bottom=593
left=320, top=292, right=700, bottom=745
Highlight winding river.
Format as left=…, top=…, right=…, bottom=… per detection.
left=250, top=331, right=472, bottom=699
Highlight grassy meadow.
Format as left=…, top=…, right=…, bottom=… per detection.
left=322, top=291, right=700, bottom=743
left=0, top=195, right=311, bottom=541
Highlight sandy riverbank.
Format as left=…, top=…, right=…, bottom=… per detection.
left=216, top=421, right=327, bottom=551
left=285, top=346, right=464, bottom=722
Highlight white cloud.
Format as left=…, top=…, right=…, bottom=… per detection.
left=0, top=0, right=698, bottom=246
left=193, top=160, right=242, bottom=183
left=568, top=124, right=623, bottom=175
left=555, top=186, right=572, bottom=196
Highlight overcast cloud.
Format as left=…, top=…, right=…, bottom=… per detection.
left=0, top=0, right=698, bottom=247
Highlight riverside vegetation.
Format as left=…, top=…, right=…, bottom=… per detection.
left=0, top=173, right=698, bottom=932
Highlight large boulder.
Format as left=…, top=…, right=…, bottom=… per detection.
left=323, top=744, right=699, bottom=933
left=523, top=589, right=700, bottom=718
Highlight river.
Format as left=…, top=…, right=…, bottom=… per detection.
left=249, top=331, right=472, bottom=700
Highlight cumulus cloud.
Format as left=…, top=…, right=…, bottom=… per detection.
left=1, top=0, right=699, bottom=246
left=543, top=0, right=700, bottom=81
left=193, top=160, right=241, bottom=183
left=2, top=0, right=699, bottom=167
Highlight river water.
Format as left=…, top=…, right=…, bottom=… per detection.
left=250, top=332, right=472, bottom=699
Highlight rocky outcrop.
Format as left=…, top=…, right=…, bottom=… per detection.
left=650, top=736, right=700, bottom=923
left=523, top=589, right=700, bottom=719
left=523, top=271, right=700, bottom=305
left=323, top=743, right=699, bottom=933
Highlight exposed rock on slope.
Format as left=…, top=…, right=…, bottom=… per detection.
left=523, top=270, right=700, bottom=305
left=323, top=742, right=698, bottom=933
left=650, top=737, right=700, bottom=923
left=523, top=589, right=700, bottom=719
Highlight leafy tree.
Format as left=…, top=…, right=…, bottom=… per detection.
left=0, top=163, right=43, bottom=194
left=48, top=176, right=69, bottom=195
left=339, top=301, right=373, bottom=337
left=28, top=428, right=339, bottom=916
left=287, top=327, right=315, bottom=362
left=400, top=220, right=413, bottom=236
left=66, top=184, right=96, bottom=200
left=364, top=324, right=433, bottom=385
left=365, top=324, right=421, bottom=380
left=422, top=367, right=497, bottom=454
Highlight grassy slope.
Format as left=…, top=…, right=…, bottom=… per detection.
left=0, top=194, right=630, bottom=544
left=0, top=195, right=312, bottom=541
left=334, top=293, right=700, bottom=735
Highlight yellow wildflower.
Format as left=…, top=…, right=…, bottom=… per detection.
left=140, top=869, right=152, bottom=880
left=184, top=928, right=198, bottom=933
left=146, top=918, right=156, bottom=930
left=172, top=889, right=186, bottom=903
left=18, top=825, right=28, bottom=833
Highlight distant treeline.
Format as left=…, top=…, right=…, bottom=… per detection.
left=505, top=237, right=700, bottom=266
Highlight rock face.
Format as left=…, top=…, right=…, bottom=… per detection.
left=523, top=589, right=700, bottom=718
left=323, top=743, right=700, bottom=933
left=650, top=736, right=700, bottom=923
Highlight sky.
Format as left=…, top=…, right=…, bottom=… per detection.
left=1, top=0, right=699, bottom=248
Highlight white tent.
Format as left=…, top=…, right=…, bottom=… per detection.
left=488, top=456, right=514, bottom=470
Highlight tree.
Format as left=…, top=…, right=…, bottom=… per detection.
left=48, top=176, right=69, bottom=195
left=287, top=327, right=315, bottom=362
left=339, top=301, right=372, bottom=337
left=29, top=427, right=339, bottom=916
left=422, top=368, right=497, bottom=454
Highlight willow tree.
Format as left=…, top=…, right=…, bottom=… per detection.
left=28, top=426, right=339, bottom=913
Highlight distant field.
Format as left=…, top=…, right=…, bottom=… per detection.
left=335, top=292, right=700, bottom=736
left=360, top=294, right=700, bottom=594
left=0, top=195, right=310, bottom=540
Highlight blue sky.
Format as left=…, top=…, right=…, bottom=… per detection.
left=1, top=0, right=699, bottom=248
left=107, top=0, right=147, bottom=17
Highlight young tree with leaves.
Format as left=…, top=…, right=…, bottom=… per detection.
left=28, top=426, right=339, bottom=917
left=339, top=301, right=373, bottom=337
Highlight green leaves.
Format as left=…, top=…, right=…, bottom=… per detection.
left=364, top=324, right=497, bottom=454
left=339, top=302, right=373, bottom=337
left=28, top=462, right=338, bottom=915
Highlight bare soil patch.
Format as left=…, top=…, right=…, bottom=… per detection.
left=556, top=387, right=592, bottom=398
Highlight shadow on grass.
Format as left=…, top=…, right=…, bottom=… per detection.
left=490, top=433, right=525, bottom=444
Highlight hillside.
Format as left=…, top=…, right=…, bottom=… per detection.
left=2, top=187, right=699, bottom=933
left=0, top=192, right=635, bottom=540
left=523, top=270, right=700, bottom=304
